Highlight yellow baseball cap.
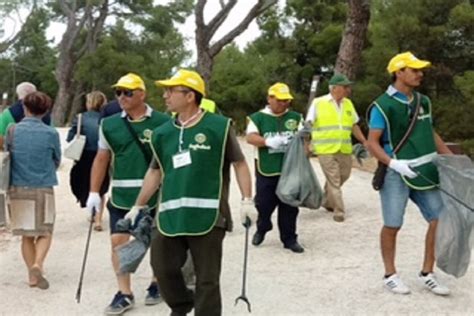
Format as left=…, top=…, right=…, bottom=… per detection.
left=155, top=69, right=206, bottom=96
left=268, top=82, right=293, bottom=100
left=112, top=73, right=146, bottom=91
left=387, top=52, right=431, bottom=74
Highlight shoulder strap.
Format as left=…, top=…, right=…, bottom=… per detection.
left=122, top=117, right=151, bottom=162
left=393, top=92, right=421, bottom=154
left=76, top=113, right=82, bottom=136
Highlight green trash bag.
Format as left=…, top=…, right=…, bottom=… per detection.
left=276, top=129, right=323, bottom=209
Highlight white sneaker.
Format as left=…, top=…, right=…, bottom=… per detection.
left=418, top=272, right=450, bottom=296
left=384, top=274, right=411, bottom=294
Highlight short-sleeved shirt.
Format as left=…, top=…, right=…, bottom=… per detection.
left=98, top=104, right=154, bottom=150
left=305, top=94, right=360, bottom=124
left=369, top=85, right=432, bottom=156
left=150, top=122, right=244, bottom=232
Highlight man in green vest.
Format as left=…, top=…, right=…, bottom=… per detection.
left=132, top=69, right=254, bottom=316
left=306, top=74, right=367, bottom=222
left=86, top=73, right=170, bottom=314
left=246, top=82, right=305, bottom=253
left=367, top=52, right=452, bottom=296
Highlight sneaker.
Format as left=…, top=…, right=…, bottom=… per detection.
left=105, top=291, right=135, bottom=315
left=252, top=232, right=265, bottom=246
left=418, top=272, right=450, bottom=296
left=145, top=282, right=161, bottom=305
left=383, top=274, right=411, bottom=294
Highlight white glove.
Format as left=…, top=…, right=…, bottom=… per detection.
left=125, top=205, right=146, bottom=226
left=86, top=192, right=101, bottom=216
left=265, top=135, right=287, bottom=149
left=240, top=198, right=257, bottom=227
left=389, top=159, right=417, bottom=178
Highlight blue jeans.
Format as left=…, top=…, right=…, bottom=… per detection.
left=380, top=169, right=443, bottom=228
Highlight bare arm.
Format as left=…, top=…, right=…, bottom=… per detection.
left=246, top=132, right=266, bottom=148
left=367, top=129, right=391, bottom=166
left=352, top=124, right=368, bottom=146
left=232, top=159, right=252, bottom=199
left=90, top=149, right=111, bottom=192
left=135, top=167, right=162, bottom=206
left=434, top=131, right=453, bottom=154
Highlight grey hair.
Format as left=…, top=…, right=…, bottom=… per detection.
left=329, top=85, right=336, bottom=91
left=16, top=82, right=37, bottom=99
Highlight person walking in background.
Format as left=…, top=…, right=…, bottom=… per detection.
left=0, top=82, right=52, bottom=148
left=132, top=69, right=254, bottom=316
left=306, top=74, right=367, bottom=222
left=246, top=82, right=305, bottom=253
left=5, top=91, right=60, bottom=290
left=67, top=91, right=110, bottom=231
left=86, top=73, right=169, bottom=315
left=367, top=52, right=452, bottom=296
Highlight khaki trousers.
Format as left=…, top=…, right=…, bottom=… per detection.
left=318, top=153, right=353, bottom=216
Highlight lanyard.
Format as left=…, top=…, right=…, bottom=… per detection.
left=178, top=109, right=202, bottom=152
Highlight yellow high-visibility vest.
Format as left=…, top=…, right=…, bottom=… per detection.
left=200, top=98, right=217, bottom=113
left=311, top=95, right=355, bottom=154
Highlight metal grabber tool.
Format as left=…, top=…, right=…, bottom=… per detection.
left=76, top=207, right=96, bottom=303
left=235, top=217, right=252, bottom=313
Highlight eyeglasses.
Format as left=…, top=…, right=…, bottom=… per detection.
left=115, top=89, right=134, bottom=97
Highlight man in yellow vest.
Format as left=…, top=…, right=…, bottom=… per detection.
left=306, top=74, right=367, bottom=222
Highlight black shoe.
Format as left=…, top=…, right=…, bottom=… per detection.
left=284, top=242, right=304, bottom=253
left=252, top=232, right=265, bottom=246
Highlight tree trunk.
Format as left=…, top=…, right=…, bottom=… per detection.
left=53, top=54, right=76, bottom=125
left=335, top=0, right=371, bottom=80
left=52, top=0, right=109, bottom=126
left=195, top=0, right=277, bottom=91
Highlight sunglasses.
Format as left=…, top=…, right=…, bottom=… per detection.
left=115, top=89, right=134, bottom=97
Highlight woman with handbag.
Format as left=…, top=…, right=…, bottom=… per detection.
left=67, top=91, right=110, bottom=231
left=5, top=91, right=60, bottom=289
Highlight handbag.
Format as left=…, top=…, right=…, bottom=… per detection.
left=64, top=113, right=86, bottom=161
left=372, top=92, right=422, bottom=190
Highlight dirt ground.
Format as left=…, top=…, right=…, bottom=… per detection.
left=0, top=129, right=472, bottom=316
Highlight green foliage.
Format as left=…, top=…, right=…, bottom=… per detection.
left=0, top=6, right=56, bottom=102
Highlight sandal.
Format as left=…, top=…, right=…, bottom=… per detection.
left=94, top=224, right=103, bottom=232
left=30, top=267, right=49, bottom=290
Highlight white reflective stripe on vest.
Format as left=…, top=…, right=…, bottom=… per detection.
left=398, top=152, right=438, bottom=167
left=112, top=179, right=144, bottom=187
left=159, top=197, right=220, bottom=212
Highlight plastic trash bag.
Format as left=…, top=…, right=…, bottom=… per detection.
left=116, top=210, right=154, bottom=274
left=433, top=155, right=474, bottom=278
left=276, top=129, right=323, bottom=209
left=352, top=143, right=369, bottom=166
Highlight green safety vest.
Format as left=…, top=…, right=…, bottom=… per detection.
left=372, top=92, right=439, bottom=190
left=151, top=112, right=230, bottom=236
left=102, top=111, right=170, bottom=209
left=248, top=110, right=302, bottom=176
left=310, top=95, right=354, bottom=154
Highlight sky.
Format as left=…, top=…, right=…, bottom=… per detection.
left=1, top=0, right=286, bottom=56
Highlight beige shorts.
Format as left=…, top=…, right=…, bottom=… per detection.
left=8, top=187, right=55, bottom=236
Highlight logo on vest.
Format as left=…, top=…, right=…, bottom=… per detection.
left=140, top=129, right=153, bottom=143
left=285, top=119, right=298, bottom=131
left=189, top=133, right=211, bottom=151
left=194, top=133, right=207, bottom=144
